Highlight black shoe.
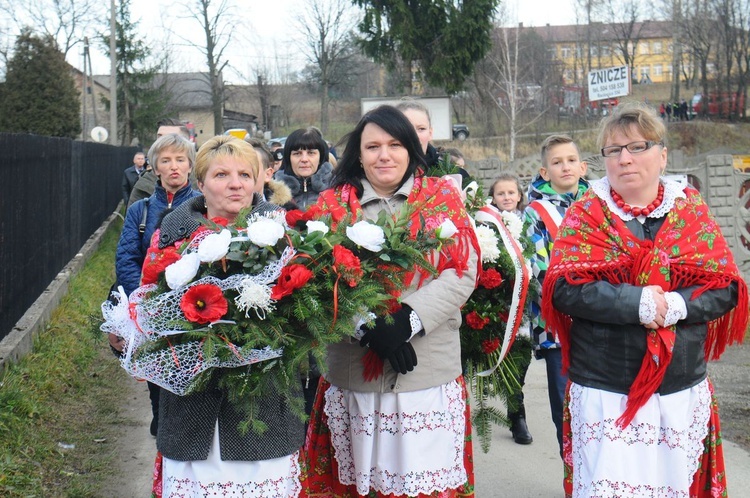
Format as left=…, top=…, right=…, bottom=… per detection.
left=150, top=416, right=158, bottom=437
left=510, top=416, right=533, bottom=445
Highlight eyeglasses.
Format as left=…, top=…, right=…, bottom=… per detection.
left=601, top=140, right=663, bottom=158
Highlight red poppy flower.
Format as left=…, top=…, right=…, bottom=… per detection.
left=333, top=244, right=363, bottom=286
left=285, top=210, right=306, bottom=228
left=479, top=267, right=503, bottom=289
left=466, top=310, right=490, bottom=330
left=141, top=246, right=181, bottom=285
left=271, top=264, right=314, bottom=300
left=180, top=284, right=228, bottom=324
left=481, top=337, right=501, bottom=354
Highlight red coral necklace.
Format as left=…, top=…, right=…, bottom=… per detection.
left=610, top=183, right=664, bottom=217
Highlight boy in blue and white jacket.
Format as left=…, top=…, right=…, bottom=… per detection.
left=524, top=134, right=589, bottom=455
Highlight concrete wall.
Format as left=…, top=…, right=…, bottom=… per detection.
left=468, top=151, right=750, bottom=281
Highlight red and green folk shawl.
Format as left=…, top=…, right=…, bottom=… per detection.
left=314, top=175, right=481, bottom=381
left=542, top=184, right=748, bottom=428
left=314, top=174, right=481, bottom=288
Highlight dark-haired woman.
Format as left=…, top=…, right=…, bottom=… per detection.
left=273, top=127, right=333, bottom=210
left=302, top=105, right=479, bottom=497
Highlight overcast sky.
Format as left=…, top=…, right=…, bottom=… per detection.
left=76, top=0, right=578, bottom=81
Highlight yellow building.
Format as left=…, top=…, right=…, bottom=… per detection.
left=533, top=20, right=682, bottom=85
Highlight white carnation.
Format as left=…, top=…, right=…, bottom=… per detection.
left=235, top=279, right=275, bottom=319
left=164, top=253, right=201, bottom=289
left=306, top=220, right=329, bottom=235
left=346, top=221, right=385, bottom=252
left=197, top=229, right=231, bottom=263
left=500, top=211, right=524, bottom=240
left=436, top=219, right=458, bottom=240
left=247, top=217, right=285, bottom=247
left=475, top=224, right=501, bottom=263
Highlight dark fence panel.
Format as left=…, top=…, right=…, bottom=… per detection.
left=0, top=133, right=136, bottom=340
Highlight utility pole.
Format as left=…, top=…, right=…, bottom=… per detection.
left=86, top=37, right=98, bottom=127
left=81, top=40, right=87, bottom=140
left=109, top=0, right=118, bottom=145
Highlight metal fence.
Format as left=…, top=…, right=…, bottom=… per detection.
left=0, top=133, right=137, bottom=340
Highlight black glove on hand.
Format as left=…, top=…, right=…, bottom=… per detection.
left=387, top=342, right=418, bottom=374
left=360, top=304, right=418, bottom=361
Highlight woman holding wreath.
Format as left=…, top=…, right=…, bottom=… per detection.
left=302, top=105, right=480, bottom=497
left=148, top=136, right=304, bottom=497
left=542, top=102, right=747, bottom=498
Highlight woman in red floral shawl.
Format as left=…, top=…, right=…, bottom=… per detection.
left=301, top=105, right=480, bottom=497
left=542, top=102, right=748, bottom=498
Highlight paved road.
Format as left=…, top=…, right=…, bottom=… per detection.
left=108, top=359, right=750, bottom=497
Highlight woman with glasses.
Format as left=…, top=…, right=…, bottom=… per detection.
left=542, top=102, right=747, bottom=498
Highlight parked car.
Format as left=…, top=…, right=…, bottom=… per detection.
left=452, top=124, right=470, bottom=141
left=267, top=136, right=287, bottom=148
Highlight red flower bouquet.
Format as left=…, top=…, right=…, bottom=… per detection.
left=102, top=203, right=440, bottom=432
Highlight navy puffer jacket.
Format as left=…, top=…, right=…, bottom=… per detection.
left=115, top=181, right=199, bottom=295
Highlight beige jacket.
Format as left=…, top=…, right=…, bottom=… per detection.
left=325, top=177, right=478, bottom=394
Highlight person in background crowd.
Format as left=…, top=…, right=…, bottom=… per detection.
left=122, top=151, right=147, bottom=205
left=544, top=102, right=746, bottom=498
left=396, top=99, right=441, bottom=169
left=128, top=118, right=191, bottom=208
left=244, top=137, right=295, bottom=210
left=273, top=127, right=333, bottom=210
left=524, top=134, right=589, bottom=455
left=487, top=172, right=533, bottom=445
left=489, top=173, right=526, bottom=216
left=146, top=136, right=304, bottom=497
left=303, top=105, right=479, bottom=497
left=269, top=140, right=284, bottom=172
left=110, top=134, right=200, bottom=436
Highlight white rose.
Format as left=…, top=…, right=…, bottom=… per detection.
left=306, top=220, right=329, bottom=235
left=346, top=221, right=385, bottom=252
left=247, top=217, right=286, bottom=247
left=475, top=224, right=501, bottom=263
left=500, top=211, right=524, bottom=240
left=436, top=219, right=458, bottom=240
left=197, top=229, right=232, bottom=262
left=164, top=252, right=201, bottom=289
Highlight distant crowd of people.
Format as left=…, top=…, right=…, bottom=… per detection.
left=659, top=100, right=690, bottom=121
left=111, top=101, right=746, bottom=498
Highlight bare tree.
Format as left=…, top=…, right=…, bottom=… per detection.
left=0, top=0, right=103, bottom=57
left=733, top=0, right=750, bottom=118
left=602, top=0, right=650, bottom=79
left=479, top=21, right=553, bottom=160
left=180, top=0, right=236, bottom=134
left=680, top=0, right=716, bottom=115
left=296, top=0, right=358, bottom=135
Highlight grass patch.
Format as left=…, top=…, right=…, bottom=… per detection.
left=0, top=216, right=131, bottom=497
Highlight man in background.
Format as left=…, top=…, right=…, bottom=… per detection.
left=121, top=151, right=146, bottom=205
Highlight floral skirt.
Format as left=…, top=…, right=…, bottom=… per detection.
left=301, top=376, right=475, bottom=498
left=562, top=378, right=728, bottom=498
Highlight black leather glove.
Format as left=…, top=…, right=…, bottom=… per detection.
left=387, top=342, right=418, bottom=374
left=360, top=304, right=419, bottom=361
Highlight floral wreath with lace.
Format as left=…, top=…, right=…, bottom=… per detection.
left=101, top=203, right=443, bottom=432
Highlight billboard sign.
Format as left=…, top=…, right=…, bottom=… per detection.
left=588, top=65, right=630, bottom=101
